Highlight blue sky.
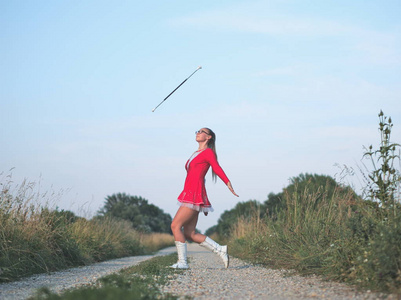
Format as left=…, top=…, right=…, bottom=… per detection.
left=1, top=0, right=400, bottom=232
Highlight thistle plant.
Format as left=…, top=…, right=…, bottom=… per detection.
left=362, top=110, right=401, bottom=217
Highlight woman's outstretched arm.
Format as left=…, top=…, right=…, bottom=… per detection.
left=227, top=181, right=239, bottom=197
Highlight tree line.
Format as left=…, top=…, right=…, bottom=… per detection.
left=96, top=174, right=358, bottom=236
left=97, top=193, right=172, bottom=233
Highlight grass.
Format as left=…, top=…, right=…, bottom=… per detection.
left=0, top=172, right=175, bottom=282
left=28, top=253, right=187, bottom=300
left=140, top=232, right=175, bottom=253
left=228, top=182, right=401, bottom=294
left=228, top=112, right=401, bottom=294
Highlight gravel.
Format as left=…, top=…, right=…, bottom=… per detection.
left=163, top=243, right=396, bottom=299
left=0, top=247, right=175, bottom=300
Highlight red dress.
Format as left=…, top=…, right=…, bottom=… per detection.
left=177, top=148, right=229, bottom=212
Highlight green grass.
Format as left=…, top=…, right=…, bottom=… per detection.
left=228, top=183, right=401, bottom=294
left=0, top=205, right=145, bottom=282
left=0, top=174, right=174, bottom=282
left=28, top=253, right=188, bottom=300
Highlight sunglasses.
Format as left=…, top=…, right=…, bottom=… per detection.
left=195, top=130, right=210, bottom=135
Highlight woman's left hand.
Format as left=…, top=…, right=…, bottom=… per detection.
left=227, top=181, right=239, bottom=197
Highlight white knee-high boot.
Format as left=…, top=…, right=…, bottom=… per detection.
left=170, top=241, right=189, bottom=269
left=200, top=236, right=229, bottom=268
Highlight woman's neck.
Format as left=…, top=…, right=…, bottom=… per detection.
left=197, top=141, right=208, bottom=151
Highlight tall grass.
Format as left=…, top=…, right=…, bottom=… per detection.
left=230, top=183, right=353, bottom=266
left=229, top=181, right=401, bottom=293
left=69, top=216, right=143, bottom=262
left=139, top=233, right=175, bottom=253
left=0, top=173, right=174, bottom=282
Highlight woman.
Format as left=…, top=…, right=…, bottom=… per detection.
left=170, top=127, right=239, bottom=269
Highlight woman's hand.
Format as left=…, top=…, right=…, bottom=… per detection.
left=227, top=181, right=239, bottom=197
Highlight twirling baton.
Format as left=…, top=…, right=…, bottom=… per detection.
left=152, top=66, right=202, bottom=112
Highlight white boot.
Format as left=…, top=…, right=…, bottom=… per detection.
left=200, top=236, right=229, bottom=268
left=170, top=241, right=189, bottom=269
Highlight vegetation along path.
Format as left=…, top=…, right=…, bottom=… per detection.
left=0, top=248, right=175, bottom=300
left=163, top=244, right=395, bottom=299
left=0, top=244, right=396, bottom=299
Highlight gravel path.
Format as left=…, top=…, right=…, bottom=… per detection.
left=163, top=244, right=395, bottom=299
left=1, top=244, right=397, bottom=300
left=0, top=247, right=175, bottom=300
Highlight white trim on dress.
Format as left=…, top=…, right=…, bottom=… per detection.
left=177, top=201, right=214, bottom=213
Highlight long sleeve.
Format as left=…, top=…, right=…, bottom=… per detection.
left=204, top=148, right=229, bottom=184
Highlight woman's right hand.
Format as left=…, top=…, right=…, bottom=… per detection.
left=227, top=181, right=239, bottom=197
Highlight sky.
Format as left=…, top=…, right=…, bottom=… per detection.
left=1, top=0, right=401, bottom=232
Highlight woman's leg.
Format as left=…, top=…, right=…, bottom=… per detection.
left=171, top=206, right=200, bottom=243
left=200, top=237, right=230, bottom=268
left=170, top=206, right=200, bottom=269
left=183, top=211, right=206, bottom=243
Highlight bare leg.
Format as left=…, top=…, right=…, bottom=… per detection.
left=183, top=211, right=206, bottom=243
left=171, top=206, right=203, bottom=243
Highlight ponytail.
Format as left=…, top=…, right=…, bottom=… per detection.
left=205, top=128, right=218, bottom=182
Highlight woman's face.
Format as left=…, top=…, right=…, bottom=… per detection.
left=195, top=128, right=211, bottom=143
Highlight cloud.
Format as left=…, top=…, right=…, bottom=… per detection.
left=170, top=2, right=401, bottom=66
left=171, top=4, right=361, bottom=37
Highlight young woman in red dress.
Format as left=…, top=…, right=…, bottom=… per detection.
left=170, top=128, right=239, bottom=269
